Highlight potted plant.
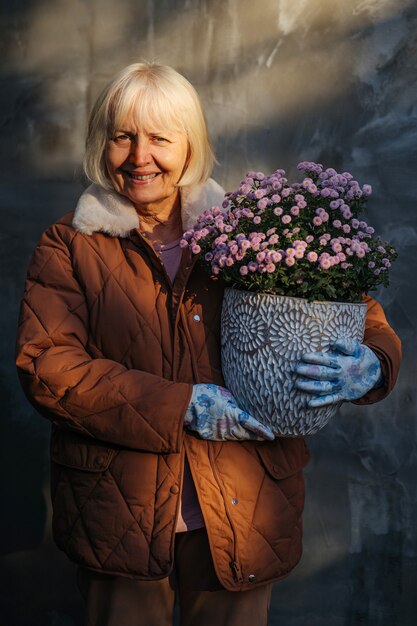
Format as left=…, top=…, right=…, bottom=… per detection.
left=180, top=162, right=397, bottom=436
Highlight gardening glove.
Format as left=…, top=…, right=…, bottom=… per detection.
left=294, top=337, right=383, bottom=408
left=184, top=383, right=275, bottom=441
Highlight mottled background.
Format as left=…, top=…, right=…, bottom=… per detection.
left=1, top=0, right=416, bottom=625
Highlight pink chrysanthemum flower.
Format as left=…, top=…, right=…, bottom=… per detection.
left=271, top=251, right=282, bottom=263
left=254, top=188, right=267, bottom=199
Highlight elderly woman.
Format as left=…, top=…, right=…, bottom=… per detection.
left=16, top=63, right=401, bottom=626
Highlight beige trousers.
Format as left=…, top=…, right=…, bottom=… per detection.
left=77, top=527, right=272, bottom=626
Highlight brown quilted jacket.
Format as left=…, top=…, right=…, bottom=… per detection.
left=15, top=181, right=401, bottom=590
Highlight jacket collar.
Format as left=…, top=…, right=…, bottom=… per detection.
left=72, top=179, right=225, bottom=237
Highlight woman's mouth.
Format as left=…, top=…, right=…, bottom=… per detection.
left=125, top=171, right=160, bottom=182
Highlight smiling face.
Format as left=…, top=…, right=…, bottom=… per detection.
left=105, top=122, right=189, bottom=215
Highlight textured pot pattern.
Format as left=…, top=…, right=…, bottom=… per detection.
left=221, top=288, right=367, bottom=436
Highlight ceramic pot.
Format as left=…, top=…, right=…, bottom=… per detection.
left=221, top=288, right=367, bottom=436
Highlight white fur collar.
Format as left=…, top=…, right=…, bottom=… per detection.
left=72, top=179, right=225, bottom=237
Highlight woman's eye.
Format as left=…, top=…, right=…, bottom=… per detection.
left=152, top=136, right=168, bottom=143
left=114, top=134, right=131, bottom=142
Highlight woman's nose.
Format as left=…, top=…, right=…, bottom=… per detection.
left=129, top=139, right=151, bottom=166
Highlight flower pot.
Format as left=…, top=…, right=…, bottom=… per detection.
left=221, top=288, right=367, bottom=436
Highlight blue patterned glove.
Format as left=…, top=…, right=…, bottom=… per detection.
left=294, top=338, right=383, bottom=408
left=184, top=384, right=275, bottom=441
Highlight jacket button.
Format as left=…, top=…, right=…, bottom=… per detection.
left=170, top=485, right=179, bottom=494
left=248, top=574, right=256, bottom=583
left=193, top=314, right=201, bottom=322
left=95, top=456, right=105, bottom=466
left=231, top=498, right=238, bottom=505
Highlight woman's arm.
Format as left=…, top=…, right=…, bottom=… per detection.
left=351, top=294, right=402, bottom=405
left=15, top=223, right=192, bottom=454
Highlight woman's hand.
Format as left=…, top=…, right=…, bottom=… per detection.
left=184, top=384, right=275, bottom=441
left=294, top=338, right=383, bottom=408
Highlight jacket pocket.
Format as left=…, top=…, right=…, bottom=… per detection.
left=250, top=440, right=308, bottom=570
left=255, top=438, right=310, bottom=480
left=50, top=427, right=116, bottom=472
left=49, top=428, right=118, bottom=554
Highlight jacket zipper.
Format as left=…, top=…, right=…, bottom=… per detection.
left=230, top=560, right=244, bottom=583
left=128, top=233, right=241, bottom=580
left=207, top=445, right=244, bottom=584
left=126, top=232, right=189, bottom=575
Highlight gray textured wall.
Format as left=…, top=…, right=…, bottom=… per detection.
left=1, top=1, right=416, bottom=625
